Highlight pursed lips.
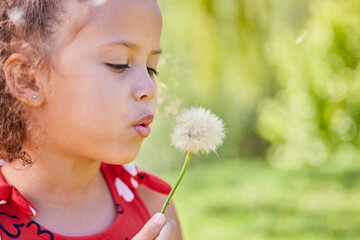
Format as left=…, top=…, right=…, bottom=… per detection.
left=132, top=114, right=154, bottom=138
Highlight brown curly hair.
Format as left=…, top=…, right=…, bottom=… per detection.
left=0, top=0, right=69, bottom=165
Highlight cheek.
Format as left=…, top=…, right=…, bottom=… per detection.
left=69, top=88, right=130, bottom=133
left=47, top=67, right=131, bottom=133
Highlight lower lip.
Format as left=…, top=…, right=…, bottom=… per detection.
left=133, top=125, right=151, bottom=138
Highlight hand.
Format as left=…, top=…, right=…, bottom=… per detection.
left=132, top=213, right=176, bottom=240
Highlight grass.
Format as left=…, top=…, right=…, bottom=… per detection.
left=157, top=158, right=360, bottom=240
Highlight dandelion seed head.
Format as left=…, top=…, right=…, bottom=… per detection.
left=171, top=106, right=225, bottom=154
left=7, top=7, right=25, bottom=26
left=89, top=0, right=108, bottom=6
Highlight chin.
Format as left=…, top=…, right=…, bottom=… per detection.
left=100, top=148, right=140, bottom=165
left=94, top=138, right=144, bottom=165
left=101, top=156, right=137, bottom=165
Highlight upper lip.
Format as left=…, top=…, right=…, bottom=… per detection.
left=134, top=114, right=154, bottom=126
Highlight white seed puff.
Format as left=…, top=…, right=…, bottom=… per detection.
left=7, top=7, right=25, bottom=26
left=171, top=106, right=225, bottom=154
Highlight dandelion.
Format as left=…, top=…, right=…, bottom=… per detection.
left=171, top=106, right=225, bottom=154
left=161, top=106, right=225, bottom=213
left=7, top=7, right=25, bottom=26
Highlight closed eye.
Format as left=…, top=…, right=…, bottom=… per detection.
left=106, top=63, right=159, bottom=77
left=106, top=63, right=130, bottom=73
left=147, top=67, right=159, bottom=77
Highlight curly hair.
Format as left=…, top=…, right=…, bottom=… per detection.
left=0, top=0, right=65, bottom=165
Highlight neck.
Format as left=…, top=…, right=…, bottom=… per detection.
left=1, top=148, right=104, bottom=206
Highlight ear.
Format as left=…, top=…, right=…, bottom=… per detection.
left=4, top=53, right=45, bottom=107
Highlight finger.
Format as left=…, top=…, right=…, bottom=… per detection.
left=155, top=218, right=177, bottom=240
left=132, top=213, right=166, bottom=240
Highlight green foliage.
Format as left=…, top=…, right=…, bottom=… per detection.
left=257, top=0, right=360, bottom=168
left=135, top=0, right=360, bottom=170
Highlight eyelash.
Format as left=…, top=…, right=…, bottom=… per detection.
left=106, top=64, right=159, bottom=77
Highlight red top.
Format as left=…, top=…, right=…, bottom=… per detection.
left=0, top=163, right=172, bottom=240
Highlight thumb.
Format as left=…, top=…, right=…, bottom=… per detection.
left=132, top=213, right=166, bottom=240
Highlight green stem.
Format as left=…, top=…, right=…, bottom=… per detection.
left=161, top=151, right=192, bottom=213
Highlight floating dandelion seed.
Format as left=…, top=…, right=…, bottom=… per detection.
left=163, top=98, right=184, bottom=117
left=161, top=106, right=225, bottom=213
left=7, top=7, right=25, bottom=26
left=295, top=30, right=308, bottom=45
left=89, top=0, right=108, bottom=6
left=171, top=106, right=225, bottom=154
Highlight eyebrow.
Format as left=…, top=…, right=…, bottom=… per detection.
left=103, top=41, right=162, bottom=55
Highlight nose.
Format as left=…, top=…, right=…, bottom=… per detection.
left=133, top=70, right=156, bottom=102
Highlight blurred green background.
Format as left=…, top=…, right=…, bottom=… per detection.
left=135, top=0, right=360, bottom=239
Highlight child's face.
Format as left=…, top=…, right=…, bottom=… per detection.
left=37, top=0, right=162, bottom=164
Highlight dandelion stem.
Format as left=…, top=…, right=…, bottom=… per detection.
left=161, top=151, right=192, bottom=213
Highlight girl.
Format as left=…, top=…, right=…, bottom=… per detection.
left=0, top=0, right=181, bottom=239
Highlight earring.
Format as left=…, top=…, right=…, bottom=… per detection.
left=33, top=95, right=37, bottom=99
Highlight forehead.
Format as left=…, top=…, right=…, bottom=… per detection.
left=58, top=0, right=162, bottom=49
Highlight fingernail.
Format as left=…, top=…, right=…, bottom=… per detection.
left=154, top=213, right=166, bottom=225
